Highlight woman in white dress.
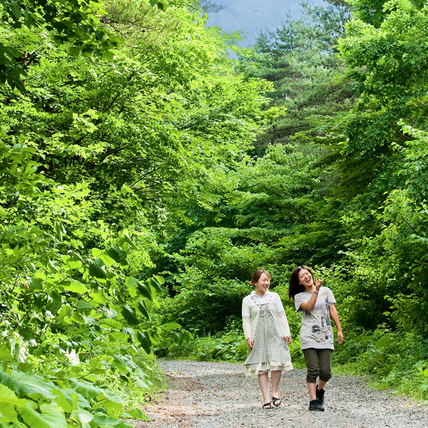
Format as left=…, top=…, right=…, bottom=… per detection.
left=242, top=270, right=293, bottom=409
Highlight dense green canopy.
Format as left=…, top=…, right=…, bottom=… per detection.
left=2, top=0, right=428, bottom=424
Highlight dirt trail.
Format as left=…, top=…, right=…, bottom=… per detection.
left=136, top=360, right=428, bottom=428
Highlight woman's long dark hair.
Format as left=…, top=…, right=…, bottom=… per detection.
left=288, top=265, right=312, bottom=300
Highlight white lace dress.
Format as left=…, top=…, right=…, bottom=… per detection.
left=242, top=292, right=293, bottom=377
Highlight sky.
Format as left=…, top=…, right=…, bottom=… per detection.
left=206, top=0, right=326, bottom=47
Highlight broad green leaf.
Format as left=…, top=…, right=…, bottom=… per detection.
left=112, top=356, right=128, bottom=375
left=123, top=233, right=138, bottom=249
left=137, top=300, right=151, bottom=321
left=65, top=259, right=82, bottom=270
left=77, top=300, right=93, bottom=313
left=153, top=275, right=165, bottom=285
left=375, top=334, right=394, bottom=349
left=70, top=408, right=93, bottom=425
left=10, top=1, right=21, bottom=19
left=162, top=322, right=181, bottom=332
left=136, top=282, right=152, bottom=301
left=125, top=408, right=147, bottom=419
left=99, top=389, right=124, bottom=405
left=108, top=332, right=128, bottom=341
left=137, top=331, right=151, bottom=354
left=149, top=0, right=165, bottom=10
left=122, top=305, right=139, bottom=325
left=66, top=280, right=88, bottom=294
left=70, top=312, right=85, bottom=324
left=100, top=319, right=123, bottom=329
left=0, top=383, right=27, bottom=407
left=68, top=379, right=106, bottom=399
left=0, top=404, right=18, bottom=424
left=93, top=413, right=127, bottom=427
left=29, top=277, right=44, bottom=291
left=125, top=277, right=138, bottom=298
left=99, top=393, right=123, bottom=417
left=18, top=402, right=67, bottom=428
left=55, top=305, right=73, bottom=325
left=88, top=258, right=106, bottom=279
left=100, top=252, right=116, bottom=266
left=0, top=345, right=13, bottom=362
left=107, top=245, right=127, bottom=265
left=90, top=291, right=106, bottom=304
left=52, top=390, right=73, bottom=413
left=47, top=260, right=58, bottom=273
left=147, top=277, right=162, bottom=295
left=172, top=331, right=180, bottom=344
left=102, top=50, right=115, bottom=61
left=0, top=371, right=55, bottom=400
left=0, top=384, right=26, bottom=423
left=48, top=289, right=62, bottom=309
left=121, top=327, right=135, bottom=337
left=92, top=248, right=102, bottom=257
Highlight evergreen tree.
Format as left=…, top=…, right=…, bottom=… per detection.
left=236, top=2, right=353, bottom=147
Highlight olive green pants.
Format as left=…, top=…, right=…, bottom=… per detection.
left=302, top=348, right=332, bottom=384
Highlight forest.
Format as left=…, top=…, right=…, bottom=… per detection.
left=1, top=0, right=428, bottom=426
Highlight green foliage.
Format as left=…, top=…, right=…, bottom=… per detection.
left=157, top=266, right=249, bottom=334
left=236, top=2, right=353, bottom=148
left=3, top=0, right=428, bottom=408
left=0, top=0, right=124, bottom=90
left=332, top=327, right=428, bottom=399
left=162, top=318, right=249, bottom=362
left=0, top=346, right=147, bottom=427
left=0, top=0, right=276, bottom=423
left=148, top=3, right=428, bottom=406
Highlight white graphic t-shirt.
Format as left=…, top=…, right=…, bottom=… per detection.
left=294, top=287, right=336, bottom=350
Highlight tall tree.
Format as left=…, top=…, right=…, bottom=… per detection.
left=0, top=0, right=273, bottom=424
left=236, top=2, right=353, bottom=147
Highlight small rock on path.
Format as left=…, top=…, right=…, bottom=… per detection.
left=135, top=360, right=428, bottom=428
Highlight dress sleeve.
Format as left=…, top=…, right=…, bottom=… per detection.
left=242, top=316, right=252, bottom=339
left=277, top=311, right=291, bottom=338
left=242, top=296, right=250, bottom=317
left=272, top=293, right=291, bottom=337
left=242, top=297, right=252, bottom=339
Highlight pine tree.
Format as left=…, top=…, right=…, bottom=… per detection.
left=237, top=2, right=353, bottom=147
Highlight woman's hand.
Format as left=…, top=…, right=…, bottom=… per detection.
left=337, top=330, right=344, bottom=345
left=315, top=275, right=323, bottom=292
left=280, top=336, right=291, bottom=344
left=247, top=337, right=254, bottom=349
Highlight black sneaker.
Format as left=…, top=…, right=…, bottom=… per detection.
left=309, top=398, right=324, bottom=411
left=316, top=386, right=325, bottom=405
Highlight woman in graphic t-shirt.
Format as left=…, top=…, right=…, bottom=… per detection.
left=289, top=265, right=344, bottom=412
left=242, top=269, right=293, bottom=409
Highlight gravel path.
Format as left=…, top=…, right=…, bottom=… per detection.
left=136, top=360, right=428, bottom=428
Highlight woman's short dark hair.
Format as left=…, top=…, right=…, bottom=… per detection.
left=288, top=265, right=312, bottom=300
left=250, top=269, right=271, bottom=286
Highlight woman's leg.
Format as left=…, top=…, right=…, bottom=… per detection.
left=318, top=379, right=327, bottom=390
left=318, top=349, right=332, bottom=385
left=302, top=349, right=319, bottom=400
left=258, top=372, right=271, bottom=404
left=317, top=349, right=332, bottom=396
left=271, top=370, right=282, bottom=399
